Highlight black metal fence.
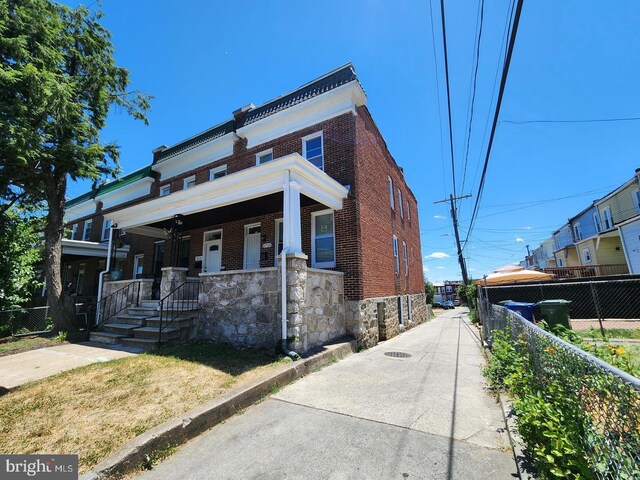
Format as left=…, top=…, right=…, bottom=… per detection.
left=158, top=280, right=200, bottom=346
left=481, top=277, right=640, bottom=321
left=480, top=302, right=640, bottom=479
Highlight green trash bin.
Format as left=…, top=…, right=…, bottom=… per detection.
left=535, top=300, right=572, bottom=329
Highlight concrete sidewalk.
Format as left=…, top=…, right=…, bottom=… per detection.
left=0, top=342, right=136, bottom=390
left=137, top=310, right=516, bottom=479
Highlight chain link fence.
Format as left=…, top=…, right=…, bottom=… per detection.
left=480, top=277, right=640, bottom=330
left=479, top=299, right=640, bottom=479
left=0, top=306, right=51, bottom=337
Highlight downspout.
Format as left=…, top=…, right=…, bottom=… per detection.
left=95, top=224, right=115, bottom=325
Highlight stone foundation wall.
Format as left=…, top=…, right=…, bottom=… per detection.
left=345, top=293, right=429, bottom=348
left=302, top=269, right=346, bottom=351
left=198, top=268, right=280, bottom=349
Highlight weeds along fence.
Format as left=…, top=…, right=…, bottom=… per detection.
left=481, top=277, right=640, bottom=321
left=480, top=301, right=640, bottom=479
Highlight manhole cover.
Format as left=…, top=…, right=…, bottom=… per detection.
left=384, top=351, right=412, bottom=358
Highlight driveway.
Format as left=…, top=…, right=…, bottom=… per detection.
left=0, top=342, right=136, bottom=390
left=137, top=309, right=516, bottom=479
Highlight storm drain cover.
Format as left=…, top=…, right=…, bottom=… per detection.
left=384, top=351, right=412, bottom=358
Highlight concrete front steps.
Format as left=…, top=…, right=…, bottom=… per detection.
left=89, top=300, right=199, bottom=351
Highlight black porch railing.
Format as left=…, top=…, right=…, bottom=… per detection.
left=97, top=281, right=141, bottom=327
left=158, top=280, right=200, bottom=347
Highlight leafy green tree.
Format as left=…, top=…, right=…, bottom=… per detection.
left=424, top=278, right=435, bottom=305
left=0, top=208, right=42, bottom=311
left=0, top=0, right=150, bottom=331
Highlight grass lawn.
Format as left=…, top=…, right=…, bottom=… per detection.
left=575, top=328, right=640, bottom=340
left=0, top=335, right=66, bottom=357
left=0, top=343, right=288, bottom=473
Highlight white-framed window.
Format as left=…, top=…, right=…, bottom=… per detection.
left=633, top=188, right=640, bottom=214
left=398, top=189, right=404, bottom=219
left=275, top=218, right=283, bottom=266
left=392, top=235, right=399, bottom=274
left=407, top=201, right=411, bottom=222
left=101, top=219, right=112, bottom=242
left=256, top=149, right=274, bottom=165
left=82, top=220, right=92, bottom=241
left=160, top=185, right=171, bottom=197
left=183, top=175, right=196, bottom=190
left=593, top=212, right=601, bottom=233
left=311, top=210, right=335, bottom=268
left=602, top=207, right=613, bottom=230
left=388, top=176, right=394, bottom=210
left=209, top=164, right=227, bottom=181
left=302, top=131, right=323, bottom=170
left=403, top=241, right=408, bottom=276
left=582, top=248, right=592, bottom=263
left=71, top=224, right=78, bottom=240
left=133, top=254, right=144, bottom=278
left=558, top=257, right=564, bottom=267
left=573, top=222, right=581, bottom=241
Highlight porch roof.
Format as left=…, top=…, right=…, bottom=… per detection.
left=107, top=154, right=349, bottom=230
left=61, top=239, right=129, bottom=259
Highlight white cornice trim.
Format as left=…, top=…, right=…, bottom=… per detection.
left=237, top=81, right=367, bottom=149
left=64, top=200, right=98, bottom=223
left=95, top=177, right=154, bottom=211
left=61, top=239, right=129, bottom=258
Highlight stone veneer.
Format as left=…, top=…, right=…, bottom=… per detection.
left=345, top=293, right=429, bottom=348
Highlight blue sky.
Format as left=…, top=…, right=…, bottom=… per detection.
left=64, top=0, right=640, bottom=282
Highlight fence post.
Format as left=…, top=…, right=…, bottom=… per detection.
left=589, top=282, right=606, bottom=337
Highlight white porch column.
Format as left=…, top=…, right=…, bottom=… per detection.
left=283, top=170, right=303, bottom=255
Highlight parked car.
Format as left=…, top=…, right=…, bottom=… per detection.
left=442, top=300, right=455, bottom=309
left=432, top=301, right=444, bottom=309
left=453, top=299, right=461, bottom=306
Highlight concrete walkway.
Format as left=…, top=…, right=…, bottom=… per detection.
left=0, top=342, right=136, bottom=390
left=137, top=309, right=516, bottom=479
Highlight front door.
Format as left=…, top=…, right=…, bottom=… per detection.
left=204, top=239, right=222, bottom=273
left=244, top=224, right=261, bottom=270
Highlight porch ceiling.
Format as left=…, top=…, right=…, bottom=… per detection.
left=61, top=239, right=129, bottom=259
left=107, top=154, right=349, bottom=230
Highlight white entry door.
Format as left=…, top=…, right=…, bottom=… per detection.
left=244, top=224, right=261, bottom=270
left=203, top=239, right=222, bottom=273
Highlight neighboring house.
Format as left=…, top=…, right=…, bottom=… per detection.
left=552, top=223, right=579, bottom=267
left=433, top=280, right=462, bottom=302
left=616, top=169, right=640, bottom=274
left=63, top=64, right=427, bottom=352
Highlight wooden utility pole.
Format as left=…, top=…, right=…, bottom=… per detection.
left=434, top=194, right=472, bottom=286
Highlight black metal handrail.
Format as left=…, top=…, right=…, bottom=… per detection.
left=158, top=280, right=200, bottom=347
left=97, top=281, right=141, bottom=328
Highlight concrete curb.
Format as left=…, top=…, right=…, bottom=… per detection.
left=497, top=392, right=537, bottom=480
left=82, top=338, right=357, bottom=480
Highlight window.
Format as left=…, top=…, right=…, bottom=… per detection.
left=634, top=189, right=640, bottom=214
left=573, top=223, right=581, bottom=241
left=407, top=201, right=411, bottom=223
left=275, top=219, right=283, bottom=266
left=71, top=224, right=78, bottom=240
left=178, top=236, right=190, bottom=268
left=256, top=149, right=274, bottom=165
left=582, top=248, right=592, bottom=263
left=133, top=254, right=144, bottom=278
left=302, top=132, right=323, bottom=170
left=153, top=241, right=165, bottom=276
left=209, top=164, right=227, bottom=180
left=77, top=263, right=85, bottom=295
left=403, top=241, right=408, bottom=276
left=160, top=185, right=171, bottom=197
left=388, top=176, right=395, bottom=210
left=392, top=235, right=399, bottom=274
left=558, top=257, right=564, bottom=267
left=593, top=212, right=601, bottom=233
left=602, top=207, right=613, bottom=230
left=398, top=189, right=404, bottom=219
left=312, top=210, right=335, bottom=267
left=183, top=175, right=196, bottom=190
left=82, top=220, right=92, bottom=241
left=102, top=219, right=112, bottom=242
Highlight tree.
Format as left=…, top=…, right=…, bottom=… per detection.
left=0, top=0, right=150, bottom=331
left=424, top=278, right=435, bottom=305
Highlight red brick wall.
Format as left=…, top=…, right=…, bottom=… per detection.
left=353, top=106, right=424, bottom=299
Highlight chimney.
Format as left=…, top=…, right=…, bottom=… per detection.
left=232, top=103, right=255, bottom=126
left=152, top=145, right=168, bottom=162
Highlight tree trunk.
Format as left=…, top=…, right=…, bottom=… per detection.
left=45, top=175, right=76, bottom=333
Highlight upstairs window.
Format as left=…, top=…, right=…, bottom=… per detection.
left=593, top=212, right=601, bottom=233
left=102, top=219, right=112, bottom=242
left=634, top=189, right=640, bottom=214
left=388, top=176, right=395, bottom=210
left=160, top=185, right=171, bottom=197
left=403, top=241, right=408, bottom=276
left=312, top=210, right=335, bottom=268
left=407, top=201, right=411, bottom=223
left=398, top=189, right=404, bottom=219
left=573, top=223, right=581, bottom=241
left=302, top=132, right=323, bottom=170
left=256, top=149, right=274, bottom=165
left=209, top=165, right=227, bottom=181
left=83, top=220, right=92, bottom=241
left=602, top=207, right=613, bottom=230
left=392, top=235, right=399, bottom=274
left=183, top=175, right=196, bottom=190
left=71, top=224, right=78, bottom=240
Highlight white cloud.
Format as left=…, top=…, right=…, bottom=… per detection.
left=422, top=266, right=430, bottom=273
left=436, top=266, right=446, bottom=270
left=425, top=252, right=450, bottom=259
left=434, top=215, right=446, bottom=220
left=515, top=237, right=524, bottom=243
left=523, top=226, right=532, bottom=230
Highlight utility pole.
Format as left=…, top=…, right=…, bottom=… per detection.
left=434, top=194, right=472, bottom=286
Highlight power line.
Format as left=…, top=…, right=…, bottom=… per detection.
left=501, top=117, right=640, bottom=125
left=464, top=0, right=525, bottom=246
left=438, top=0, right=458, bottom=200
